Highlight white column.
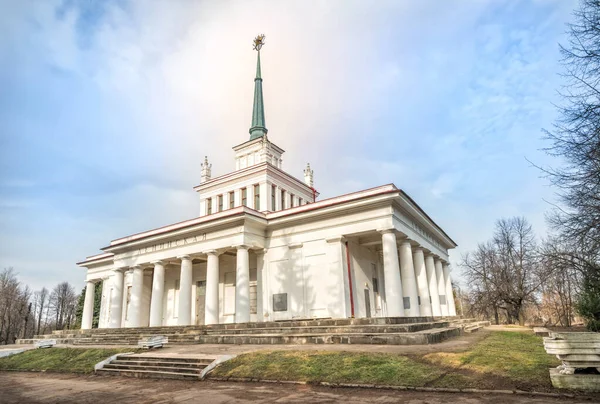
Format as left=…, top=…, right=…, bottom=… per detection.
left=178, top=255, right=193, bottom=325
left=425, top=255, right=442, bottom=316
left=275, top=186, right=282, bottom=211
left=259, top=182, right=268, bottom=212
left=256, top=249, right=266, bottom=321
left=235, top=246, right=250, bottom=323
left=109, top=269, right=124, bottom=328
left=81, top=281, right=95, bottom=330
left=248, top=185, right=255, bottom=209
left=149, top=261, right=165, bottom=327
left=129, top=265, right=144, bottom=327
left=399, top=241, right=420, bottom=317
left=443, top=263, right=457, bottom=316
left=435, top=259, right=449, bottom=316
left=98, top=277, right=110, bottom=328
left=205, top=251, right=220, bottom=325
left=326, top=236, right=350, bottom=318
left=380, top=230, right=404, bottom=317
left=413, top=248, right=432, bottom=317
left=234, top=189, right=242, bottom=207
left=223, top=192, right=230, bottom=211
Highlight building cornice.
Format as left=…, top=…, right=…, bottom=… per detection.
left=193, top=161, right=316, bottom=196
left=77, top=183, right=456, bottom=265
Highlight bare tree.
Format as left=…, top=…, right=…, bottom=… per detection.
left=462, top=218, right=553, bottom=325
left=33, top=287, right=48, bottom=335
left=0, top=268, right=33, bottom=344
left=49, top=282, right=77, bottom=331
left=539, top=0, right=600, bottom=330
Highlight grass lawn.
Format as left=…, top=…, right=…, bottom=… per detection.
left=211, top=331, right=561, bottom=391
left=423, top=331, right=561, bottom=390
left=0, top=348, right=135, bottom=374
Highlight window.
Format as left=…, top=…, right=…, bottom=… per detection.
left=290, top=194, right=295, bottom=208
left=254, top=184, right=260, bottom=210
left=218, top=195, right=223, bottom=212
left=250, top=283, right=257, bottom=314
left=229, top=191, right=235, bottom=209
left=271, top=185, right=276, bottom=211
left=299, top=197, right=302, bottom=206
left=241, top=188, right=247, bottom=206
left=281, top=189, right=286, bottom=209
left=206, top=198, right=212, bottom=215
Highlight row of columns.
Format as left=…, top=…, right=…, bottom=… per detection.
left=81, top=246, right=253, bottom=330
left=381, top=230, right=456, bottom=318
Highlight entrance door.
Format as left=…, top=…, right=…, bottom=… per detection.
left=196, top=281, right=206, bottom=325
left=364, top=289, right=371, bottom=318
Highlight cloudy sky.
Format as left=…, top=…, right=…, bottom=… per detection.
left=0, top=0, right=576, bottom=291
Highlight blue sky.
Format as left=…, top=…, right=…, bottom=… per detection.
left=0, top=0, right=575, bottom=291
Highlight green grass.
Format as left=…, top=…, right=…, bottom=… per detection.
left=423, top=331, right=560, bottom=388
left=213, top=350, right=445, bottom=386
left=0, top=348, right=135, bottom=374
left=212, top=331, right=561, bottom=391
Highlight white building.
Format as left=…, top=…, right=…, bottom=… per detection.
left=77, top=41, right=458, bottom=330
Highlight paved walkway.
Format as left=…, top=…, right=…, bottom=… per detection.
left=0, top=372, right=592, bottom=404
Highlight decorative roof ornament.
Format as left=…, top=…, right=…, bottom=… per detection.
left=253, top=34, right=265, bottom=51
left=304, top=163, right=314, bottom=188
left=249, top=34, right=268, bottom=140
left=200, top=155, right=212, bottom=183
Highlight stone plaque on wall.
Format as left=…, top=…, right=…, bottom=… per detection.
left=273, top=293, right=288, bottom=312
left=439, top=295, right=446, bottom=305
left=403, top=297, right=410, bottom=309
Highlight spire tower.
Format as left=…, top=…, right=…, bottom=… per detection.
left=249, top=34, right=267, bottom=140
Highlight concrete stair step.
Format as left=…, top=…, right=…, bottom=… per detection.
left=203, top=322, right=450, bottom=335
left=103, top=363, right=203, bottom=374
left=111, top=360, right=208, bottom=368
left=118, top=355, right=213, bottom=364
left=96, top=367, right=200, bottom=380
left=192, top=327, right=462, bottom=345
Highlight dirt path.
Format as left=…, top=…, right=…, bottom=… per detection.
left=0, top=372, right=594, bottom=404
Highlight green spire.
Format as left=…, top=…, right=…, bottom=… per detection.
left=249, top=49, right=267, bottom=140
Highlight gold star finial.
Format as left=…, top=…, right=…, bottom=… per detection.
left=253, top=34, right=265, bottom=51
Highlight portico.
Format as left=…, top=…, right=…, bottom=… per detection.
left=77, top=35, right=458, bottom=331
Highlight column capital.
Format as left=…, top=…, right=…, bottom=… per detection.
left=413, top=246, right=424, bottom=252
left=377, top=228, right=395, bottom=235
left=233, top=244, right=251, bottom=250
left=203, top=249, right=223, bottom=256
left=400, top=239, right=412, bottom=247
left=131, top=265, right=144, bottom=271
left=177, top=254, right=192, bottom=260
left=113, top=266, right=128, bottom=273
left=254, top=248, right=267, bottom=256
left=151, top=260, right=166, bottom=265
left=325, top=236, right=346, bottom=243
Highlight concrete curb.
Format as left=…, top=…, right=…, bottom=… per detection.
left=207, top=376, right=590, bottom=399
left=200, top=355, right=237, bottom=380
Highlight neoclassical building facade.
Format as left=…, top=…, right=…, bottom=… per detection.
left=77, top=41, right=458, bottom=330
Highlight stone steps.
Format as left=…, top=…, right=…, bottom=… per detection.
left=18, top=317, right=486, bottom=347
left=96, top=354, right=214, bottom=380
left=71, top=326, right=462, bottom=346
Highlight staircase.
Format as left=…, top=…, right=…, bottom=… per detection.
left=96, top=354, right=214, bottom=380
left=17, top=317, right=490, bottom=346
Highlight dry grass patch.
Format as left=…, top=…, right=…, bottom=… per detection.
left=0, top=348, right=136, bottom=374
